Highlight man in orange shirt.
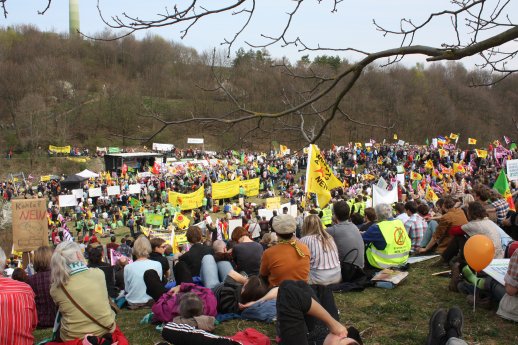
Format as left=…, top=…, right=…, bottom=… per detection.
left=260, top=214, right=310, bottom=288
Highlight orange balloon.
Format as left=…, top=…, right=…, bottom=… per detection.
left=464, top=234, right=495, bottom=272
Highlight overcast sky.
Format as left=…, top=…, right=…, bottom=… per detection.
left=2, top=0, right=517, bottom=68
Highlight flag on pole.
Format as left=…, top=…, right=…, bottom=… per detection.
left=475, top=149, right=488, bottom=158
left=468, top=138, right=477, bottom=145
left=493, top=170, right=515, bottom=211
left=305, top=144, right=343, bottom=207
left=425, top=185, right=439, bottom=203
left=425, top=160, right=434, bottom=170
left=452, top=163, right=465, bottom=174
left=437, top=136, right=447, bottom=146
left=173, top=213, right=190, bottom=229
left=439, top=149, right=448, bottom=158
left=410, top=171, right=423, bottom=181
left=393, top=133, right=398, bottom=140
left=503, top=136, right=511, bottom=145
left=449, top=133, right=459, bottom=140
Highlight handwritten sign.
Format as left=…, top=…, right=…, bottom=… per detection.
left=12, top=199, right=49, bottom=252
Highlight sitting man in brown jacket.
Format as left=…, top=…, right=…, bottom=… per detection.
left=418, top=196, right=468, bottom=264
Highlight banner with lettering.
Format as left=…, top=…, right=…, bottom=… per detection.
left=241, top=178, right=260, bottom=197
left=168, top=186, right=205, bottom=210
left=266, top=196, right=281, bottom=210
left=212, top=180, right=240, bottom=199
left=108, top=147, right=121, bottom=154
left=49, top=145, right=71, bottom=154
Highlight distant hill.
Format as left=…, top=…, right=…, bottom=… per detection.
left=0, top=26, right=516, bottom=153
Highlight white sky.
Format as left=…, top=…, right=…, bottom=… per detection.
left=2, top=0, right=517, bottom=68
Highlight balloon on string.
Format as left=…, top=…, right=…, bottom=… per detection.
left=464, top=234, right=495, bottom=272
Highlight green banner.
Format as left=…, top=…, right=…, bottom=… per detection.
left=108, top=147, right=121, bottom=153
left=146, top=213, right=164, bottom=226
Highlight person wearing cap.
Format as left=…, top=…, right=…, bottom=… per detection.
left=259, top=214, right=310, bottom=288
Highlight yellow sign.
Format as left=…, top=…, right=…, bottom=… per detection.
left=241, top=178, right=260, bottom=197
left=66, top=157, right=90, bottom=163
left=40, top=175, right=51, bottom=182
left=168, top=186, right=205, bottom=210
left=173, top=213, right=190, bottom=230
left=173, top=233, right=189, bottom=254
left=212, top=179, right=240, bottom=199
left=266, top=196, right=281, bottom=210
left=48, top=145, right=71, bottom=154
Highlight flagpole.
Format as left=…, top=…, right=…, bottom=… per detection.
left=304, top=144, right=313, bottom=210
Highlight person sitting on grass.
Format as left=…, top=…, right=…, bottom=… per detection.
left=28, top=246, right=58, bottom=328
left=172, top=292, right=216, bottom=332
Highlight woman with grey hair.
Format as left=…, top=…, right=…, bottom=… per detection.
left=49, top=241, right=116, bottom=341
left=374, top=203, right=394, bottom=222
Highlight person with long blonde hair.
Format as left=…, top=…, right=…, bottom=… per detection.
left=300, top=214, right=341, bottom=285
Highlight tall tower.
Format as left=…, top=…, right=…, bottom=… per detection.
left=69, top=0, right=80, bottom=36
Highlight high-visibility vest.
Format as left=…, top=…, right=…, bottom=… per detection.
left=366, top=219, right=411, bottom=269
left=353, top=201, right=365, bottom=216
left=321, top=206, right=333, bottom=226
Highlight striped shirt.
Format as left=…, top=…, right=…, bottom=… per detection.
left=300, top=234, right=340, bottom=270
left=0, top=277, right=38, bottom=345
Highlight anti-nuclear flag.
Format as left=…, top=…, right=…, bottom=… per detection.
left=410, top=171, right=423, bottom=181
left=305, top=144, right=342, bottom=207
left=173, top=213, right=190, bottom=229
left=453, top=163, right=465, bottom=174
left=168, top=186, right=205, bottom=210
left=425, top=160, right=434, bottom=170
left=468, top=138, right=477, bottom=145
left=475, top=149, right=488, bottom=159
left=494, top=169, right=515, bottom=211
left=425, top=185, right=439, bottom=203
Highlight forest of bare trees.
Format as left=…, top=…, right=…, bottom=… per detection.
left=0, top=26, right=516, bottom=152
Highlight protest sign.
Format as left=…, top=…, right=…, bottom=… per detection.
left=241, top=178, right=260, bottom=197
left=396, top=173, right=405, bottom=186
left=152, top=143, right=175, bottom=152
left=72, top=189, right=83, bottom=199
left=506, top=159, right=518, bottom=180
left=59, top=195, right=78, bottom=207
left=128, top=184, right=141, bottom=195
left=266, top=196, right=281, bottom=210
left=168, top=186, right=205, bottom=210
left=12, top=199, right=48, bottom=252
left=483, top=259, right=509, bottom=285
left=108, top=147, right=121, bottom=153
left=258, top=208, right=274, bottom=220
left=228, top=219, right=242, bottom=239
left=372, top=183, right=398, bottom=207
left=187, top=138, right=204, bottom=144
left=146, top=213, right=164, bottom=226
left=377, top=177, right=388, bottom=190
left=212, top=180, right=240, bottom=199
left=110, top=249, right=133, bottom=266
left=88, top=187, right=102, bottom=198
left=107, top=185, right=121, bottom=196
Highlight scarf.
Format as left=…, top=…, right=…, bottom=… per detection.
left=278, top=239, right=306, bottom=257
left=68, top=261, right=88, bottom=276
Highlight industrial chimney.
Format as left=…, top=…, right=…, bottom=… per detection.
left=69, top=0, right=80, bottom=36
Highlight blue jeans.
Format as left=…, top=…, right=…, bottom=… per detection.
left=200, top=255, right=233, bottom=289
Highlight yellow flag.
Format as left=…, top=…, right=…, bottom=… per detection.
left=393, top=133, right=398, bottom=140
left=475, top=149, right=488, bottom=158
left=425, top=185, right=439, bottom=202
left=453, top=163, right=465, bottom=174
left=306, top=144, right=343, bottom=207
left=468, top=138, right=477, bottom=145
left=173, top=213, right=190, bottom=230
left=439, top=149, right=448, bottom=158
left=410, top=171, right=423, bottom=180
left=377, top=156, right=383, bottom=165
left=94, top=224, right=103, bottom=235
left=449, top=133, right=459, bottom=140
left=425, top=160, right=434, bottom=170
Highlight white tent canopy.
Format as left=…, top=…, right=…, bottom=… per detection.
left=76, top=169, right=99, bottom=179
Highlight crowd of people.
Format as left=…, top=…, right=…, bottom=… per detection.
left=1, top=140, right=518, bottom=345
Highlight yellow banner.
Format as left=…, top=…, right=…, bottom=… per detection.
left=66, top=157, right=90, bottom=163
left=241, top=178, right=260, bottom=197
left=266, top=196, right=281, bottom=210
left=40, top=175, right=51, bottom=182
left=49, top=145, right=71, bottom=154
left=168, top=186, right=205, bottom=210
left=212, top=179, right=240, bottom=200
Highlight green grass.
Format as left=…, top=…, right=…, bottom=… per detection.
left=33, top=256, right=518, bottom=345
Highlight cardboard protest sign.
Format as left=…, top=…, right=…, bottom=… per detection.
left=107, top=185, right=121, bottom=196
left=72, top=189, right=83, bottom=199
left=507, top=159, right=518, bottom=180
left=88, top=187, right=102, bottom=198
left=128, top=184, right=141, bottom=195
left=228, top=219, right=242, bottom=239
left=266, top=197, right=281, bottom=210
left=12, top=199, right=49, bottom=252
left=59, top=195, right=78, bottom=207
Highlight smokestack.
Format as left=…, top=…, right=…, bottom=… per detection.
left=69, top=0, right=80, bottom=36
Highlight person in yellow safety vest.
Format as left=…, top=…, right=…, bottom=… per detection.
left=320, top=204, right=333, bottom=227
left=362, top=203, right=411, bottom=269
left=346, top=198, right=355, bottom=215
left=352, top=196, right=365, bottom=217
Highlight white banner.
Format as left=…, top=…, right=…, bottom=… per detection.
left=258, top=209, right=274, bottom=220
left=372, top=183, right=398, bottom=207
left=152, top=143, right=175, bottom=152
left=96, top=147, right=107, bottom=153
left=396, top=173, right=405, bottom=186
left=72, top=189, right=84, bottom=199
left=506, top=159, right=518, bottom=180
left=377, top=177, right=388, bottom=190
left=89, top=187, right=102, bottom=198
left=128, top=184, right=141, bottom=195
left=397, top=140, right=405, bottom=146
left=59, top=194, right=78, bottom=207
left=107, top=185, right=121, bottom=196
left=187, top=138, right=204, bottom=144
